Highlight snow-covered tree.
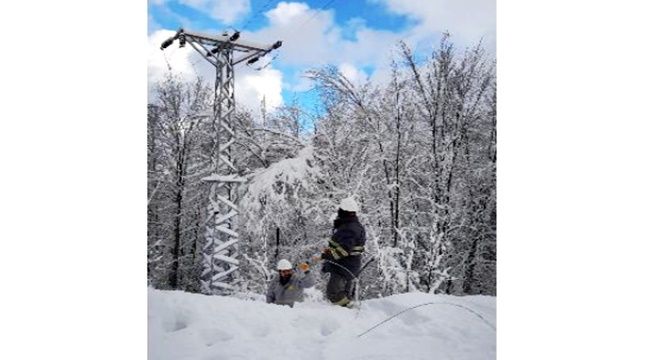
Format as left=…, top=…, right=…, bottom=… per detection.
left=147, top=35, right=496, bottom=297
left=147, top=75, right=212, bottom=291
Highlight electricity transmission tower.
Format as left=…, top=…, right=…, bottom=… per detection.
left=160, top=29, right=282, bottom=295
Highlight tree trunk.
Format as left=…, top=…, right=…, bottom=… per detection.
left=169, top=134, right=186, bottom=289
left=393, top=89, right=401, bottom=247
left=462, top=235, right=480, bottom=294
left=275, top=227, right=280, bottom=259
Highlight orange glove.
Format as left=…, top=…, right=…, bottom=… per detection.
left=298, top=262, right=310, bottom=272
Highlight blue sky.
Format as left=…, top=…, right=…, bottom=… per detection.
left=149, top=0, right=416, bottom=34
left=148, top=0, right=495, bottom=116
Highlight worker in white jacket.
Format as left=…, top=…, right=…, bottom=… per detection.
left=266, top=259, right=315, bottom=307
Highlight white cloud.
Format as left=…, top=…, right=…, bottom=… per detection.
left=237, top=2, right=405, bottom=92
left=338, top=63, right=367, bottom=85
left=179, top=0, right=251, bottom=25
left=372, top=0, right=496, bottom=51
left=246, top=0, right=495, bottom=92
left=236, top=67, right=284, bottom=112
left=148, top=30, right=196, bottom=86
left=286, top=74, right=314, bottom=92
left=238, top=3, right=400, bottom=72
left=249, top=2, right=339, bottom=67
left=266, top=2, right=309, bottom=26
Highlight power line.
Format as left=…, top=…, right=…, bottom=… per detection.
left=274, top=0, right=339, bottom=46
left=250, top=53, right=278, bottom=71
left=241, top=0, right=280, bottom=31
left=294, top=0, right=338, bottom=33
left=238, top=0, right=342, bottom=73
left=163, top=51, right=172, bottom=72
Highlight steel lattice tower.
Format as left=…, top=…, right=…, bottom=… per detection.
left=161, top=29, right=281, bottom=295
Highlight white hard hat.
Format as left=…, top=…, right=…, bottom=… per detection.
left=339, top=197, right=359, bottom=212
left=277, top=259, right=293, bottom=270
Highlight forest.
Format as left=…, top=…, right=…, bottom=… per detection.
left=147, top=37, right=496, bottom=298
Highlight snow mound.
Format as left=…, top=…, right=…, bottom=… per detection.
left=148, top=288, right=495, bottom=360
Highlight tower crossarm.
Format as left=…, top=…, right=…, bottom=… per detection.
left=161, top=28, right=282, bottom=66
left=183, top=30, right=270, bottom=52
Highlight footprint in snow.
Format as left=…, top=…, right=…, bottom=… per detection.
left=320, top=321, right=340, bottom=336
left=202, top=328, right=234, bottom=346
left=164, top=318, right=188, bottom=332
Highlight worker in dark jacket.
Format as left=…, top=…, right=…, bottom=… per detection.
left=266, top=259, right=315, bottom=307
left=320, top=197, right=366, bottom=307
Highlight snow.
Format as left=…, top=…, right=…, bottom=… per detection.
left=241, top=145, right=321, bottom=212
left=149, top=288, right=495, bottom=360
left=201, top=174, right=246, bottom=183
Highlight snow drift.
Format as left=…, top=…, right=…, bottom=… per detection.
left=148, top=288, right=495, bottom=360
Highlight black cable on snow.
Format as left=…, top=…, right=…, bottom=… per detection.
left=306, top=257, right=494, bottom=337
left=357, top=301, right=496, bottom=338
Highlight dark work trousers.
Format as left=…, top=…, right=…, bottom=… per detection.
left=326, top=271, right=354, bottom=306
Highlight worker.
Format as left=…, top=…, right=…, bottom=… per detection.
left=320, top=197, right=366, bottom=307
left=266, top=258, right=314, bottom=307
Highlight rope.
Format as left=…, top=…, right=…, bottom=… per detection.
left=357, top=301, right=496, bottom=338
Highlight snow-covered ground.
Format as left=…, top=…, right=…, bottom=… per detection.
left=149, top=288, right=495, bottom=360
